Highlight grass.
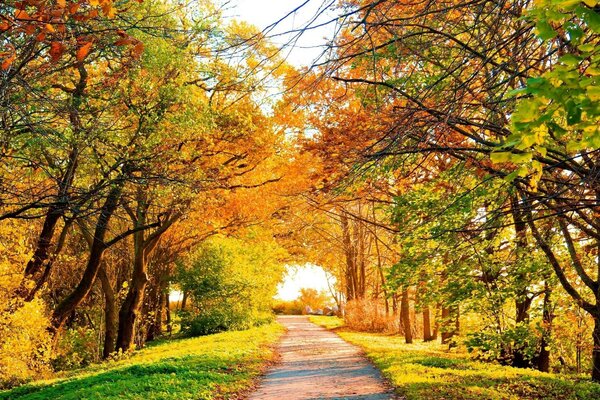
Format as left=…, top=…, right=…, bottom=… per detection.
left=1, top=323, right=284, bottom=400
left=310, top=316, right=600, bottom=400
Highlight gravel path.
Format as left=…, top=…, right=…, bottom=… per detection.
left=248, top=316, right=397, bottom=400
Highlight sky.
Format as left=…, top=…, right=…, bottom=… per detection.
left=226, top=0, right=337, bottom=67
left=275, top=263, right=334, bottom=301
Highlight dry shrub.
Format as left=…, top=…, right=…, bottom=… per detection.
left=272, top=299, right=303, bottom=315
left=345, top=299, right=398, bottom=333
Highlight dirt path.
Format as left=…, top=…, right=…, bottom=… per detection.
left=248, top=316, right=397, bottom=400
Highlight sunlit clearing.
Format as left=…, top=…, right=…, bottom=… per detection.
left=276, top=263, right=334, bottom=301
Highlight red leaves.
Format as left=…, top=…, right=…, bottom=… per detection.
left=49, top=41, right=65, bottom=62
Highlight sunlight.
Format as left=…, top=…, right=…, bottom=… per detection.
left=276, top=263, right=334, bottom=301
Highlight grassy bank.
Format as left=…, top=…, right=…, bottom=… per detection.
left=1, top=323, right=284, bottom=400
left=310, top=316, right=600, bottom=400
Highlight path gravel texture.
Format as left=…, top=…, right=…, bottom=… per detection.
left=248, top=316, right=397, bottom=400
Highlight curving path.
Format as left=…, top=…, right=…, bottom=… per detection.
left=248, top=316, right=397, bottom=400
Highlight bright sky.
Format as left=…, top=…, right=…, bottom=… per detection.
left=226, top=0, right=336, bottom=67
left=275, top=263, right=334, bottom=301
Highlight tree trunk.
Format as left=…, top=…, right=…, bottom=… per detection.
left=165, top=291, right=172, bottom=335
left=511, top=194, right=533, bottom=369
left=423, top=306, right=433, bottom=341
left=341, top=212, right=357, bottom=302
left=512, top=296, right=533, bottom=368
left=537, top=281, right=552, bottom=372
left=147, top=282, right=165, bottom=342
left=51, top=181, right=124, bottom=331
left=99, top=265, right=117, bottom=359
left=181, top=290, right=188, bottom=310
left=24, top=148, right=78, bottom=281
left=116, top=228, right=148, bottom=352
left=593, top=316, right=600, bottom=382
left=400, top=288, right=412, bottom=344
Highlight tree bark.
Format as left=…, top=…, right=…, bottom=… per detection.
left=116, top=225, right=148, bottom=352
left=99, top=264, right=117, bottom=358
left=593, top=316, right=600, bottom=382
left=400, top=288, right=412, bottom=344
left=423, top=306, right=433, bottom=341
left=537, top=281, right=552, bottom=372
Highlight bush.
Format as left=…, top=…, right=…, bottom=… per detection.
left=272, top=299, right=303, bottom=315
left=0, top=233, right=54, bottom=388
left=0, top=298, right=53, bottom=389
left=345, top=299, right=398, bottom=333
left=53, top=327, right=99, bottom=371
left=466, top=323, right=541, bottom=366
left=181, top=308, right=273, bottom=337
left=175, top=236, right=283, bottom=337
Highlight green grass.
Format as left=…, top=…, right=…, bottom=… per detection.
left=1, top=323, right=284, bottom=400
left=310, top=316, right=600, bottom=400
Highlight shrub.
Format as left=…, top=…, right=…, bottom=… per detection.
left=181, top=308, right=273, bottom=336
left=272, top=299, right=303, bottom=315
left=175, top=236, right=283, bottom=337
left=0, top=232, right=54, bottom=388
left=466, top=323, right=541, bottom=366
left=344, top=299, right=398, bottom=333
left=53, top=327, right=99, bottom=371
left=0, top=297, right=53, bottom=388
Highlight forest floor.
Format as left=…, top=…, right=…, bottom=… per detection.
left=248, top=316, right=397, bottom=400
left=0, top=322, right=284, bottom=400
left=310, top=316, right=600, bottom=400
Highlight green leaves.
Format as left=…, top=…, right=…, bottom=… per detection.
left=505, top=1, right=600, bottom=160
left=535, top=20, right=557, bottom=40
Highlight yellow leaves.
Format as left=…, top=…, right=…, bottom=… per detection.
left=57, top=0, right=66, bottom=7
left=583, top=0, right=599, bottom=6
left=490, top=152, right=512, bottom=164
left=587, top=86, right=600, bottom=101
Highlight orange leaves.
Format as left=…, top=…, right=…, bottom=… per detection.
left=132, top=42, right=144, bottom=58
left=2, top=1, right=146, bottom=66
left=14, top=9, right=34, bottom=21
left=114, top=30, right=145, bottom=59
left=1, top=52, right=16, bottom=71
left=76, top=41, right=93, bottom=61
